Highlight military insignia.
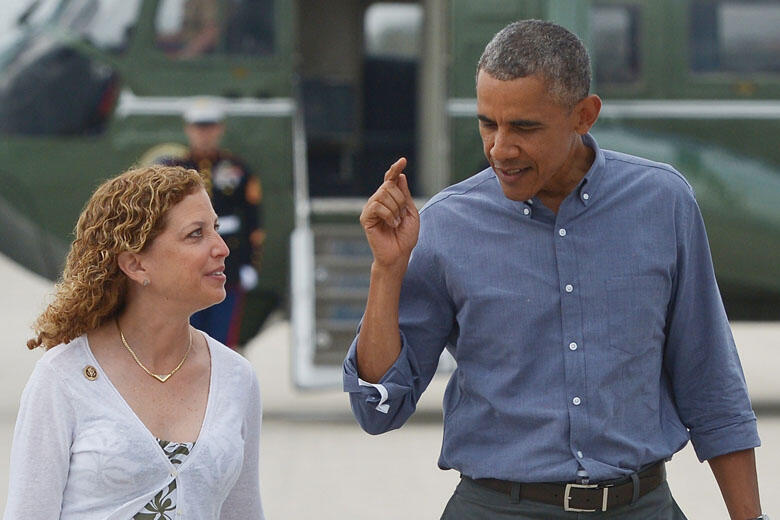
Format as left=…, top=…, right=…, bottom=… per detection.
left=212, top=160, right=244, bottom=193
left=83, top=365, right=98, bottom=381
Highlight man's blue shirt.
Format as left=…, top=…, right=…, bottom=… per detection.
left=343, top=134, right=760, bottom=483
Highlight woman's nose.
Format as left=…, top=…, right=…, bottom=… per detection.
left=213, top=233, right=230, bottom=258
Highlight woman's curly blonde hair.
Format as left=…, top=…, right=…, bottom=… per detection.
left=28, top=165, right=205, bottom=350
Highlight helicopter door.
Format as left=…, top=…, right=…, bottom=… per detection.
left=300, top=1, right=423, bottom=198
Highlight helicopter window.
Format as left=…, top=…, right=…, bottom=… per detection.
left=155, top=0, right=274, bottom=58
left=590, top=4, right=641, bottom=85
left=51, top=0, right=142, bottom=52
left=690, top=1, right=780, bottom=74
left=364, top=3, right=423, bottom=59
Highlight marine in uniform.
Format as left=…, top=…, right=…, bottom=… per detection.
left=162, top=98, right=265, bottom=348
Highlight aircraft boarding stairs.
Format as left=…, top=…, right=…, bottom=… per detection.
left=291, top=218, right=373, bottom=388
left=291, top=215, right=455, bottom=389
left=311, top=224, right=373, bottom=367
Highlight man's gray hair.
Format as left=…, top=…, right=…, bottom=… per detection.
left=477, top=20, right=591, bottom=108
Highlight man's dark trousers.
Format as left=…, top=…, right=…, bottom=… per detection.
left=441, top=476, right=688, bottom=519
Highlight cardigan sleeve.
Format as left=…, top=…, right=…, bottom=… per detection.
left=220, top=368, right=264, bottom=519
left=3, top=360, right=75, bottom=519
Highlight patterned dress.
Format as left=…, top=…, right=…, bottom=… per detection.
left=133, top=439, right=194, bottom=519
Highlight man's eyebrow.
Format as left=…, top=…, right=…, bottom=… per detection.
left=477, top=114, right=542, bottom=127
left=509, top=118, right=542, bottom=128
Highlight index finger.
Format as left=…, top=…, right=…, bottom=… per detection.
left=383, top=157, right=407, bottom=183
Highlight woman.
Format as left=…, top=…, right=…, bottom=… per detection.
left=4, top=166, right=264, bottom=519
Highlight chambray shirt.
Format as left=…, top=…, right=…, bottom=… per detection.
left=343, top=134, right=760, bottom=483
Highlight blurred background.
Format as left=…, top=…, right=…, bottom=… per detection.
left=0, top=0, right=778, bottom=517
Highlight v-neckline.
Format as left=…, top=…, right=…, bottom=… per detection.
left=81, top=333, right=215, bottom=469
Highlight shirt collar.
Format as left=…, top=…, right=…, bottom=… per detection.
left=576, top=133, right=605, bottom=207
left=498, top=133, right=605, bottom=216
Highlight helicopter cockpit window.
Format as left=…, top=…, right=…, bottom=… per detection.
left=155, top=0, right=275, bottom=59
left=690, top=1, right=780, bottom=74
left=590, top=4, right=641, bottom=85
left=51, top=0, right=142, bottom=52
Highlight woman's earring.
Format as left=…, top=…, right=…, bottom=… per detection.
left=142, top=279, right=150, bottom=287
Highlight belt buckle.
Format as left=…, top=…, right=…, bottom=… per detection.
left=563, top=483, right=608, bottom=512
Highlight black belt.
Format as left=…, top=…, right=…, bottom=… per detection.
left=468, top=461, right=665, bottom=513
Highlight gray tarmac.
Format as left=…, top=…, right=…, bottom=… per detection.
left=0, top=252, right=777, bottom=519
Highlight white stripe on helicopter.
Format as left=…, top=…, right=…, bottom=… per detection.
left=115, top=90, right=295, bottom=118
left=447, top=98, right=780, bottom=119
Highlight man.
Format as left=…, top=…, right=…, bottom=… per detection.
left=343, top=20, right=765, bottom=519
left=162, top=98, right=265, bottom=349
left=156, top=0, right=220, bottom=59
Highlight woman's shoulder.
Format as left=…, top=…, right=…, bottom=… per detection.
left=36, top=335, right=92, bottom=374
left=22, top=335, right=91, bottom=402
left=202, top=333, right=256, bottom=379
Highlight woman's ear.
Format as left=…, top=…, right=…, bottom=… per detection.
left=117, top=251, right=149, bottom=287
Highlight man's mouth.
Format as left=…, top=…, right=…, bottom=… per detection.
left=496, top=166, right=532, bottom=177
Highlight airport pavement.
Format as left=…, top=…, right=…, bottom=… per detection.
left=0, top=252, right=778, bottom=518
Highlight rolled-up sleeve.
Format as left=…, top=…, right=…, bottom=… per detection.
left=343, top=212, right=456, bottom=435
left=664, top=192, right=760, bottom=461
left=343, top=330, right=425, bottom=434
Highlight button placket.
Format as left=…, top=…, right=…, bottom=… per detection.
left=554, top=211, right=589, bottom=472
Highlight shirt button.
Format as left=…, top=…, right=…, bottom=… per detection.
left=523, top=208, right=530, bottom=216
left=170, top=469, right=178, bottom=478
left=569, top=342, right=578, bottom=351
left=558, top=228, right=567, bottom=237
left=572, top=397, right=582, bottom=406
left=564, top=284, right=573, bottom=293
left=583, top=193, right=590, bottom=200
left=577, top=451, right=584, bottom=459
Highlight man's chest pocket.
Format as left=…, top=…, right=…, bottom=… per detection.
left=606, top=275, right=669, bottom=356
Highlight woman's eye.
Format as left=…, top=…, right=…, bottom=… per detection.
left=189, top=228, right=203, bottom=238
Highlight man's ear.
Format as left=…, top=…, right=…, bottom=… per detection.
left=117, top=251, right=148, bottom=286
left=574, top=94, right=602, bottom=135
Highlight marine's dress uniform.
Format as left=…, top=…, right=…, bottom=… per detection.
left=164, top=151, right=264, bottom=348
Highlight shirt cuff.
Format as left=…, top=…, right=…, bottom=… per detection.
left=342, top=331, right=415, bottom=414
left=690, top=414, right=761, bottom=462
left=357, top=378, right=390, bottom=414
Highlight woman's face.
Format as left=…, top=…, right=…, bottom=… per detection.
left=139, top=189, right=229, bottom=313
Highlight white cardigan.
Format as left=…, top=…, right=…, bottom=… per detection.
left=3, top=333, right=264, bottom=519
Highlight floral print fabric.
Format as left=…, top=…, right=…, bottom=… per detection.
left=133, top=439, right=194, bottom=520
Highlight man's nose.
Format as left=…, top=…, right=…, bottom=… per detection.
left=491, top=129, right=519, bottom=161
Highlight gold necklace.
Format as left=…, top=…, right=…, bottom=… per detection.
left=116, top=319, right=192, bottom=383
